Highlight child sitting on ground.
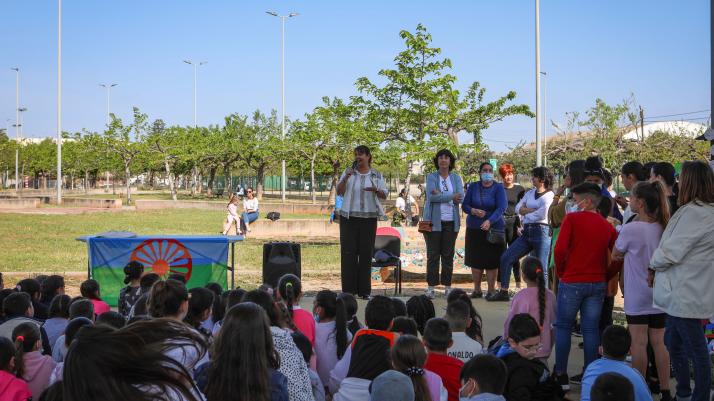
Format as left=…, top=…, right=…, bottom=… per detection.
left=329, top=295, right=397, bottom=399
left=118, top=261, right=144, bottom=318
left=391, top=334, right=447, bottom=401
left=79, top=279, right=110, bottom=317
left=277, top=274, right=315, bottom=346
left=502, top=256, right=556, bottom=361
left=580, top=325, right=653, bottom=401
left=292, top=331, right=326, bottom=401
left=12, top=323, right=56, bottom=397
left=445, top=300, right=483, bottom=362
left=590, top=372, right=634, bottom=401
left=423, top=317, right=464, bottom=401
left=337, top=293, right=362, bottom=336
left=500, top=314, right=565, bottom=401
left=0, top=336, right=31, bottom=401
left=458, top=354, right=508, bottom=401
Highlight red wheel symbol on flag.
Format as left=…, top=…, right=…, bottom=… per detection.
left=130, top=239, right=193, bottom=281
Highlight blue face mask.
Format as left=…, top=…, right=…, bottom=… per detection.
left=314, top=314, right=320, bottom=323
left=481, top=173, right=494, bottom=182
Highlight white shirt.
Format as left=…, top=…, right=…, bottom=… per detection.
left=243, top=198, right=259, bottom=213
left=338, top=168, right=388, bottom=219
left=395, top=195, right=416, bottom=212
left=515, top=188, right=554, bottom=225
left=438, top=175, right=455, bottom=221
left=447, top=332, right=483, bottom=363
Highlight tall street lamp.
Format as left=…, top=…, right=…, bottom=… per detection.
left=540, top=71, right=547, bottom=167
left=535, top=0, right=542, bottom=167
left=183, top=60, right=207, bottom=127
left=11, top=67, right=19, bottom=191
left=99, top=83, right=118, bottom=125
left=266, top=10, right=299, bottom=203
left=57, top=0, right=63, bottom=203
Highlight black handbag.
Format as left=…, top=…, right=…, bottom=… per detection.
left=478, top=183, right=506, bottom=245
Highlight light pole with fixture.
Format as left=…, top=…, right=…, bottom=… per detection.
left=11, top=67, right=19, bottom=191
left=99, top=83, right=118, bottom=125
left=540, top=71, right=547, bottom=167
left=183, top=60, right=207, bottom=127
left=266, top=10, right=299, bottom=203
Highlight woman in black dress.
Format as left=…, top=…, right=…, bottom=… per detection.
left=499, top=163, right=525, bottom=289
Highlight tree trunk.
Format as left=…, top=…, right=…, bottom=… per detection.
left=310, top=156, right=317, bottom=205
left=256, top=165, right=266, bottom=200
left=190, top=166, right=197, bottom=196
left=223, top=163, right=232, bottom=195
left=404, top=160, right=414, bottom=224
left=70, top=174, right=74, bottom=190
left=112, top=171, right=116, bottom=195
left=164, top=158, right=177, bottom=201
left=125, top=163, right=132, bottom=204
left=207, top=167, right=216, bottom=196
left=328, top=160, right=340, bottom=205
left=84, top=171, right=89, bottom=194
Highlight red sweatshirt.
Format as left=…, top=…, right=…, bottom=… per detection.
left=425, top=352, right=464, bottom=401
left=554, top=211, right=618, bottom=284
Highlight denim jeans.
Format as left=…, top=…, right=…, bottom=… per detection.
left=665, top=315, right=712, bottom=401
left=500, top=224, right=551, bottom=289
left=242, top=211, right=259, bottom=224
left=554, top=281, right=606, bottom=374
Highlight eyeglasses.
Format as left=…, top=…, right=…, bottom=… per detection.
left=247, top=191, right=253, bottom=193
left=442, top=179, right=449, bottom=192
left=518, top=342, right=543, bottom=352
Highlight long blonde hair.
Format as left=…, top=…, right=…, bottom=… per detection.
left=631, top=180, right=670, bottom=227
left=227, top=194, right=240, bottom=206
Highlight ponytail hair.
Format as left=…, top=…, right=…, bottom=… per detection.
left=184, top=287, right=215, bottom=331
left=520, top=256, right=546, bottom=328
left=277, top=274, right=302, bottom=320
left=390, top=335, right=433, bottom=401
left=632, top=180, right=670, bottom=228
left=148, top=279, right=189, bottom=318
left=337, top=292, right=362, bottom=335
left=0, top=337, right=15, bottom=371
left=315, top=290, right=348, bottom=359
left=12, top=322, right=41, bottom=379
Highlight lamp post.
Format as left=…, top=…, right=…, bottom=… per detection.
left=99, top=83, right=118, bottom=125
left=11, top=67, right=19, bottom=191
left=540, top=71, right=547, bottom=167
left=183, top=60, right=207, bottom=127
left=535, top=0, right=542, bottom=167
left=57, top=0, right=62, bottom=203
left=266, top=10, right=299, bottom=203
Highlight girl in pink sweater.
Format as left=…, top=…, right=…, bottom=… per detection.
left=503, top=256, right=556, bottom=360
left=80, top=279, right=111, bottom=317
left=0, top=336, right=31, bottom=401
left=12, top=323, right=56, bottom=398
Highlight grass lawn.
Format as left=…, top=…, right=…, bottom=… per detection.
left=0, top=210, right=340, bottom=282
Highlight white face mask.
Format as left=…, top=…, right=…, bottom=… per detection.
left=459, top=380, right=476, bottom=400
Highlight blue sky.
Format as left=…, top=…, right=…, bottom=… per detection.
left=0, top=1, right=709, bottom=151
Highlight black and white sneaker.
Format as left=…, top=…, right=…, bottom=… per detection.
left=487, top=289, right=510, bottom=302
left=569, top=373, right=583, bottom=385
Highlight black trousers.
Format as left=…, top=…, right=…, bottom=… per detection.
left=425, top=221, right=458, bottom=287
left=503, top=215, right=521, bottom=283
left=339, top=216, right=378, bottom=297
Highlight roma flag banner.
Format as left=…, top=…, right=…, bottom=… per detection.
left=79, top=235, right=240, bottom=307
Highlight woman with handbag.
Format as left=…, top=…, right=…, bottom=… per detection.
left=462, top=161, right=507, bottom=299
left=491, top=167, right=555, bottom=302
left=336, top=145, right=388, bottom=299
left=421, top=149, right=464, bottom=299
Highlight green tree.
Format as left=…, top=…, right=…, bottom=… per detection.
left=102, top=107, right=148, bottom=203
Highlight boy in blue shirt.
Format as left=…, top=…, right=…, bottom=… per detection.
left=580, top=325, right=655, bottom=401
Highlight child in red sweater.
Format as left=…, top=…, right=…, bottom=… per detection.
left=423, top=317, right=464, bottom=401
left=553, top=182, right=618, bottom=390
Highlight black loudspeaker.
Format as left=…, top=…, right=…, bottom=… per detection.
left=262, top=242, right=301, bottom=289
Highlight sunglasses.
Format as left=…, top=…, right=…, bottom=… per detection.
left=442, top=179, right=449, bottom=192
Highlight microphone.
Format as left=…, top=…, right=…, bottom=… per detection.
left=351, top=160, right=359, bottom=171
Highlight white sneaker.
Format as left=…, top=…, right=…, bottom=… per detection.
left=425, top=288, right=435, bottom=299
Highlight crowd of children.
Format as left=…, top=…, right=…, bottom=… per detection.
left=0, top=159, right=712, bottom=401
